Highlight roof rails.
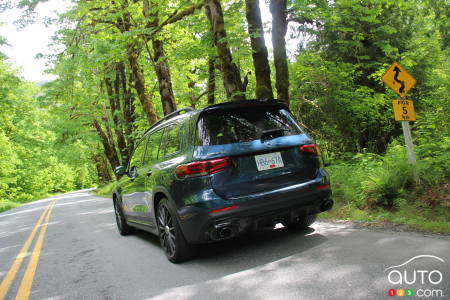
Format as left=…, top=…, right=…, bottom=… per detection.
left=145, top=107, right=194, bottom=133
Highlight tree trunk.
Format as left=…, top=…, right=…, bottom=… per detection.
left=127, top=44, right=158, bottom=125
left=143, top=0, right=177, bottom=116
left=116, top=8, right=158, bottom=126
left=101, top=101, right=120, bottom=167
left=205, top=0, right=244, bottom=101
left=270, top=0, right=289, bottom=106
left=113, top=65, right=130, bottom=163
left=92, top=119, right=120, bottom=173
left=118, top=62, right=135, bottom=167
left=207, top=57, right=215, bottom=104
left=93, top=153, right=112, bottom=183
left=245, top=0, right=273, bottom=99
left=104, top=73, right=128, bottom=165
left=152, top=39, right=177, bottom=115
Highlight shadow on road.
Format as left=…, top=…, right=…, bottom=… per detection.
left=133, top=225, right=326, bottom=272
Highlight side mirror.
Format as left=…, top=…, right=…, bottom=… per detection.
left=115, top=166, right=126, bottom=176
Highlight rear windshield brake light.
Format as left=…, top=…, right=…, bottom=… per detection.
left=175, top=157, right=231, bottom=179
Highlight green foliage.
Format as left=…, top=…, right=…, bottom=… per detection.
left=414, top=93, right=450, bottom=185
left=290, top=0, right=449, bottom=155
left=325, top=138, right=449, bottom=233
left=291, top=54, right=395, bottom=153
left=360, top=145, right=414, bottom=208
left=0, top=58, right=96, bottom=208
left=1, top=0, right=448, bottom=230
left=94, top=181, right=117, bottom=198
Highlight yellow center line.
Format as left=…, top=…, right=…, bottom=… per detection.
left=0, top=201, right=53, bottom=300
left=15, top=199, right=57, bottom=300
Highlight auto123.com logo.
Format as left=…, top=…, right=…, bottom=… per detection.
left=385, top=255, right=446, bottom=297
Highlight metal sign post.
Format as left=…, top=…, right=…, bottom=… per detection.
left=382, top=62, right=419, bottom=183
left=401, top=120, right=417, bottom=165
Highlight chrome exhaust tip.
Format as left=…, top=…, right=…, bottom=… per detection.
left=218, top=227, right=232, bottom=239
left=320, top=199, right=334, bottom=212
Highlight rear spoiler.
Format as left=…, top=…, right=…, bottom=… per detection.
left=201, top=99, right=288, bottom=113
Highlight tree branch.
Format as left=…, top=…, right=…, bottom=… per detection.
left=287, top=16, right=314, bottom=24
left=151, top=2, right=204, bottom=36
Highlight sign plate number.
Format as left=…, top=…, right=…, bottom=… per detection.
left=392, top=100, right=416, bottom=121
left=255, top=152, right=284, bottom=171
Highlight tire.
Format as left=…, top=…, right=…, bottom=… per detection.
left=114, top=200, right=135, bottom=236
left=283, top=214, right=317, bottom=230
left=157, top=198, right=195, bottom=263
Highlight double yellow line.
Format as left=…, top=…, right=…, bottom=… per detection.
left=0, top=199, right=57, bottom=300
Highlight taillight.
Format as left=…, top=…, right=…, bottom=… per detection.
left=298, top=144, right=321, bottom=156
left=175, top=157, right=231, bottom=179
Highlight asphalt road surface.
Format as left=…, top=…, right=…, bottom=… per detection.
left=0, top=190, right=449, bottom=300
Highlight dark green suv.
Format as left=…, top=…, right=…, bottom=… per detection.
left=113, top=100, right=333, bottom=262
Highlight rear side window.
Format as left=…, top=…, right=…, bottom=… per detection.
left=197, top=107, right=303, bottom=146
left=129, top=138, right=148, bottom=168
left=147, top=129, right=164, bottom=162
left=160, top=123, right=182, bottom=157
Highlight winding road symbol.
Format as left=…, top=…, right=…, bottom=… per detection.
left=381, top=62, right=416, bottom=97
left=393, top=66, right=405, bottom=94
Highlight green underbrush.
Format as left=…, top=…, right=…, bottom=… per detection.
left=323, top=140, right=450, bottom=234
left=0, top=200, right=21, bottom=213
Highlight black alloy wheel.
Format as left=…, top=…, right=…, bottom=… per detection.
left=114, top=200, right=134, bottom=235
left=157, top=198, right=195, bottom=263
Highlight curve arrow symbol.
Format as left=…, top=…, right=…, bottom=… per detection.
left=393, top=66, right=405, bottom=94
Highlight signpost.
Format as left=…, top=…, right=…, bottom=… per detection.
left=382, top=62, right=419, bottom=182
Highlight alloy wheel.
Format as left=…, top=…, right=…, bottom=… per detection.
left=115, top=202, right=122, bottom=230
left=158, top=205, right=176, bottom=257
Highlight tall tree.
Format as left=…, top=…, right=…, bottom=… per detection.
left=205, top=0, right=244, bottom=101
left=114, top=4, right=159, bottom=125
left=270, top=0, right=290, bottom=106
left=143, top=0, right=177, bottom=116
left=207, top=57, right=216, bottom=104
left=104, top=71, right=127, bottom=164
left=117, top=62, right=135, bottom=167
left=245, top=0, right=273, bottom=99
left=126, top=43, right=159, bottom=125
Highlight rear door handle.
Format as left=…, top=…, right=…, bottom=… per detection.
left=146, top=171, right=153, bottom=177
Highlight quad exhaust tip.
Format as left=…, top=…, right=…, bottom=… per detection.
left=320, top=199, right=334, bottom=212
left=211, top=222, right=236, bottom=240
left=218, top=227, right=233, bottom=239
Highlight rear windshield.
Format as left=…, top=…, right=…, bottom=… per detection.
left=197, top=107, right=303, bottom=146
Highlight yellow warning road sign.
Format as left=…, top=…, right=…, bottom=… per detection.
left=382, top=62, right=416, bottom=98
left=392, top=100, right=416, bottom=121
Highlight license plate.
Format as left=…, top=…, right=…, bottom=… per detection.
left=255, top=152, right=284, bottom=171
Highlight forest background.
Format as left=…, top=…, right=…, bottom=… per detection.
left=0, top=0, right=448, bottom=232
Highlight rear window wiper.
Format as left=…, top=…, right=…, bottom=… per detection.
left=260, top=128, right=285, bottom=142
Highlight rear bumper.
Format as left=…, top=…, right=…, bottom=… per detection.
left=177, top=170, right=332, bottom=244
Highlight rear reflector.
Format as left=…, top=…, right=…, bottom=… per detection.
left=299, top=144, right=321, bottom=156
left=209, top=205, right=238, bottom=214
left=175, top=157, right=231, bottom=179
left=316, top=184, right=330, bottom=190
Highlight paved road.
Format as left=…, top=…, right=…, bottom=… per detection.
left=0, top=190, right=449, bottom=300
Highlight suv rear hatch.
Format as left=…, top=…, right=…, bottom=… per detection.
left=194, top=102, right=320, bottom=199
